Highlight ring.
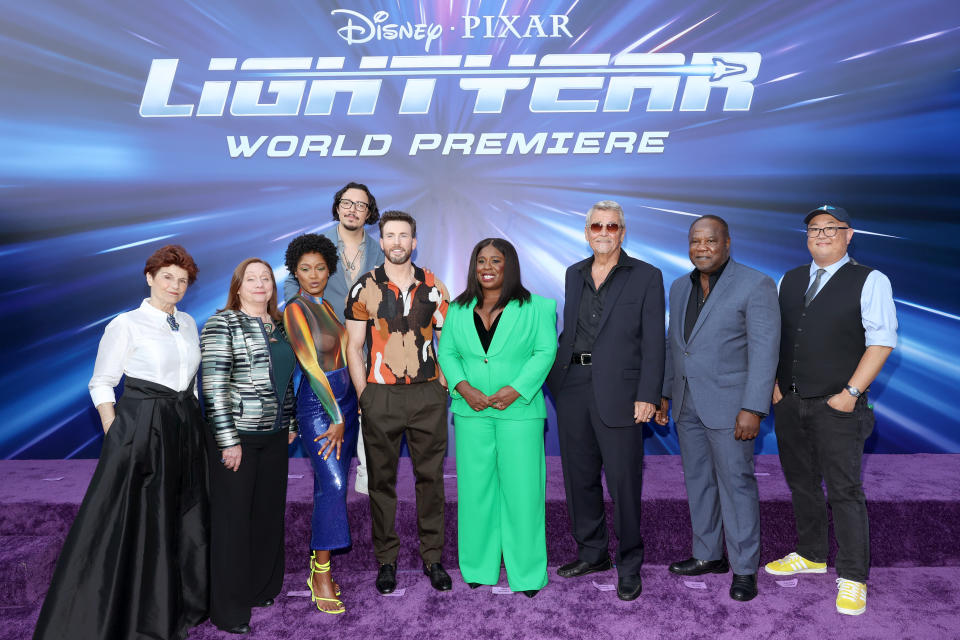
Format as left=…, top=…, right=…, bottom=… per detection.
left=220, top=458, right=226, bottom=464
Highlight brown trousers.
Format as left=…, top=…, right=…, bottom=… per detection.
left=359, top=380, right=449, bottom=565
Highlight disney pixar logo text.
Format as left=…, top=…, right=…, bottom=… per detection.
left=330, top=9, right=573, bottom=53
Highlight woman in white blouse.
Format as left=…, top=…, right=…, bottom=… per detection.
left=34, top=245, right=209, bottom=640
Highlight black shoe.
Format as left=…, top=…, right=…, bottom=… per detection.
left=556, top=558, right=613, bottom=578
left=668, top=557, right=730, bottom=576
left=253, top=598, right=274, bottom=607
left=376, top=563, right=397, bottom=594
left=730, top=573, right=758, bottom=601
left=423, top=562, right=453, bottom=591
left=466, top=582, right=482, bottom=589
left=522, top=589, right=540, bottom=598
left=617, top=574, right=643, bottom=601
left=217, top=623, right=251, bottom=635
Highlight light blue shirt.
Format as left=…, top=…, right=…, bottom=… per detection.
left=779, top=254, right=898, bottom=348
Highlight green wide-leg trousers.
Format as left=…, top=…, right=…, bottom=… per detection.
left=454, top=414, right=548, bottom=591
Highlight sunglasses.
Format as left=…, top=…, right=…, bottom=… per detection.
left=588, top=222, right=621, bottom=233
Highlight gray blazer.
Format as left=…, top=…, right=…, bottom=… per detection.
left=283, top=226, right=384, bottom=323
left=663, top=259, right=780, bottom=429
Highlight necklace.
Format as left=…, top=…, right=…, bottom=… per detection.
left=341, top=243, right=365, bottom=272
left=241, top=307, right=271, bottom=327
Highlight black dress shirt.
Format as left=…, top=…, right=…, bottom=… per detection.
left=573, top=250, right=631, bottom=352
left=684, top=259, right=729, bottom=342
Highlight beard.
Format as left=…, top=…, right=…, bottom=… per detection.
left=340, top=216, right=364, bottom=231
left=386, top=247, right=412, bottom=265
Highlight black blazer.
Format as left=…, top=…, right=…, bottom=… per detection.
left=547, top=252, right=665, bottom=428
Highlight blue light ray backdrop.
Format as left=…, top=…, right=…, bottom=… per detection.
left=1, top=0, right=958, bottom=458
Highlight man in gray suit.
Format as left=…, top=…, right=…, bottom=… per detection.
left=654, top=215, right=780, bottom=601
left=283, top=181, right=385, bottom=494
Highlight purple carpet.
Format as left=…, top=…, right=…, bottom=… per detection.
left=3, top=566, right=959, bottom=640
left=2, top=455, right=960, bottom=639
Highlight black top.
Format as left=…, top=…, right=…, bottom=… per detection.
left=573, top=250, right=631, bottom=352
left=684, top=259, right=730, bottom=341
left=778, top=262, right=872, bottom=397
left=473, top=311, right=503, bottom=353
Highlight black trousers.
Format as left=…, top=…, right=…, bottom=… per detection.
left=556, top=365, right=645, bottom=577
left=774, top=392, right=874, bottom=583
left=208, top=429, right=289, bottom=628
left=359, top=380, right=448, bottom=566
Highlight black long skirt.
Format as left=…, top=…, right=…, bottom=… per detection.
left=34, top=377, right=210, bottom=640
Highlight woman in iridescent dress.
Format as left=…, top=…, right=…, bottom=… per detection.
left=283, top=233, right=360, bottom=614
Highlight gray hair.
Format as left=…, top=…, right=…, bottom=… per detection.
left=586, top=200, right=625, bottom=228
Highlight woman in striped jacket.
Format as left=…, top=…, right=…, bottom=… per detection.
left=201, top=257, right=297, bottom=635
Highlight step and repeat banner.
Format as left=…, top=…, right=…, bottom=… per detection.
left=2, top=0, right=958, bottom=458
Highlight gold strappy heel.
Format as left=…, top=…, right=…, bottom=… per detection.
left=308, top=552, right=345, bottom=614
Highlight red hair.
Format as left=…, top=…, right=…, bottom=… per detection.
left=143, top=245, right=199, bottom=284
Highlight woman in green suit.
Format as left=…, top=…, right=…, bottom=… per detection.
left=437, top=238, right=557, bottom=597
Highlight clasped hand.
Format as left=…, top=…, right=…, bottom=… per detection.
left=455, top=381, right=520, bottom=412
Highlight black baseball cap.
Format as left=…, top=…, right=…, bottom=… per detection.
left=804, top=205, right=851, bottom=226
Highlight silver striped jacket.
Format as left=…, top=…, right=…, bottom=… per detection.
left=200, top=310, right=297, bottom=449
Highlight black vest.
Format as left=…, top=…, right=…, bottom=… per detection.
left=778, top=262, right=872, bottom=397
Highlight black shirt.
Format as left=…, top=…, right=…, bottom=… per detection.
left=473, top=310, right=502, bottom=353
left=573, top=250, right=631, bottom=352
left=684, top=259, right=729, bottom=342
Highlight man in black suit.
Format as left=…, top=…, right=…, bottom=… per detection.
left=547, top=200, right=665, bottom=601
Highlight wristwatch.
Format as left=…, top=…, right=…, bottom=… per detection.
left=844, top=385, right=862, bottom=398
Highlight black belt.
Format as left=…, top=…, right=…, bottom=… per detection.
left=571, top=352, right=592, bottom=365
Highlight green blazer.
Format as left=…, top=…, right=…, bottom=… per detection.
left=438, top=294, right=557, bottom=419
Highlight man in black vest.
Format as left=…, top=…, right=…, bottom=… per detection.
left=765, top=205, right=897, bottom=616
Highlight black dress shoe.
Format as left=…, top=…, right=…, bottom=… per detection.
left=376, top=563, right=397, bottom=594
left=617, top=574, right=643, bottom=601
left=556, top=558, right=613, bottom=578
left=253, top=598, right=274, bottom=607
left=423, top=562, right=453, bottom=591
left=730, top=573, right=758, bottom=601
left=668, top=557, right=730, bottom=576
left=466, top=582, right=482, bottom=589
left=522, top=589, right=540, bottom=598
left=217, top=623, right=251, bottom=635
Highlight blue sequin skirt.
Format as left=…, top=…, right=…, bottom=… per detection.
left=296, top=366, right=359, bottom=550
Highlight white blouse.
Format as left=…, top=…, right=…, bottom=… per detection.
left=89, top=299, right=201, bottom=406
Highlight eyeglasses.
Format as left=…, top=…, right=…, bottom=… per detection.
left=338, top=198, right=369, bottom=213
left=806, top=225, right=849, bottom=238
left=588, top=222, right=621, bottom=233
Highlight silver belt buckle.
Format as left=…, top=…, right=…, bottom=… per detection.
left=578, top=353, right=592, bottom=365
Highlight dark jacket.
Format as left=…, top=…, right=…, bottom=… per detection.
left=547, top=252, right=665, bottom=427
